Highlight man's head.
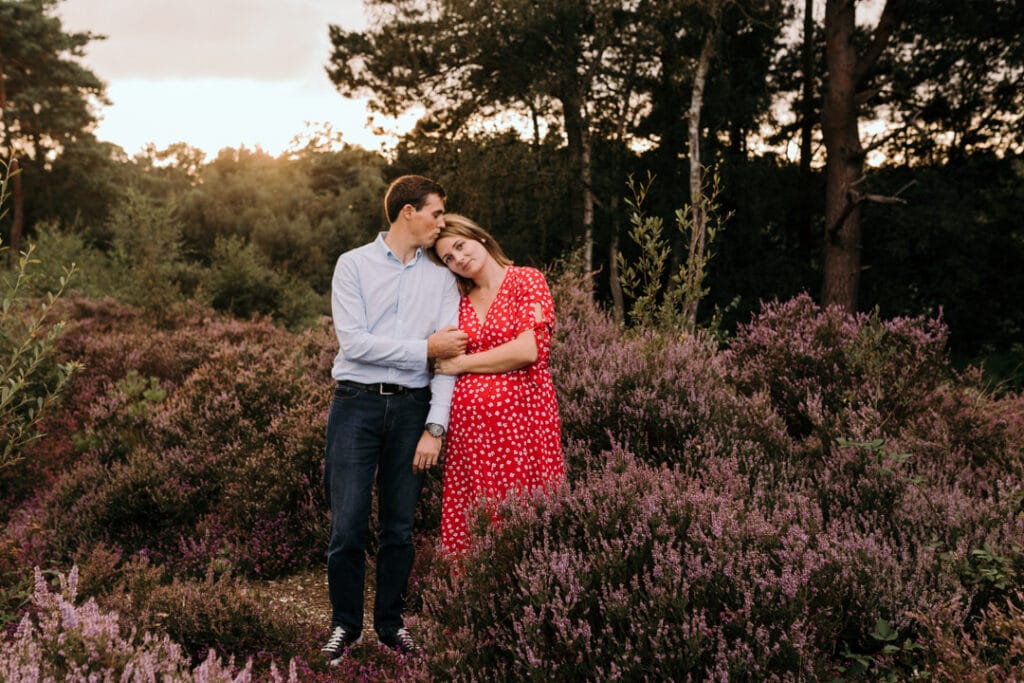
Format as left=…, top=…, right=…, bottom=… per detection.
left=384, top=175, right=447, bottom=225
left=384, top=175, right=447, bottom=249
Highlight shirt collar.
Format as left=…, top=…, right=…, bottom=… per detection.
left=376, top=232, right=422, bottom=266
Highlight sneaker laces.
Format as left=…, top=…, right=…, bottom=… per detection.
left=395, top=627, right=420, bottom=652
left=323, top=626, right=351, bottom=652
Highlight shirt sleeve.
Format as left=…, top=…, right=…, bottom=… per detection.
left=513, top=268, right=555, bottom=366
left=426, top=273, right=461, bottom=427
left=331, top=256, right=428, bottom=370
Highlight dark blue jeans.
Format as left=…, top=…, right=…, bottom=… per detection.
left=324, top=383, right=429, bottom=635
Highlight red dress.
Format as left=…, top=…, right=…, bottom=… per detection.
left=440, top=266, right=565, bottom=557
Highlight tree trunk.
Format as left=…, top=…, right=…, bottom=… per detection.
left=9, top=157, right=23, bottom=256
left=681, top=30, right=716, bottom=332
left=529, top=99, right=548, bottom=261
left=560, top=91, right=593, bottom=276
left=821, top=0, right=864, bottom=310
left=798, top=0, right=816, bottom=252
left=581, top=131, right=594, bottom=275
left=821, top=0, right=904, bottom=310
left=608, top=193, right=624, bottom=325
left=0, top=58, right=23, bottom=261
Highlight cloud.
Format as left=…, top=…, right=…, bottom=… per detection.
left=59, top=0, right=366, bottom=81
left=94, top=77, right=382, bottom=156
left=55, top=0, right=399, bottom=157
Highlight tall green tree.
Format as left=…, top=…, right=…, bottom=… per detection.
left=879, top=0, right=1024, bottom=164
left=330, top=1, right=785, bottom=313
left=328, top=0, right=661, bottom=274
left=0, top=0, right=107, bottom=256
left=814, top=0, right=1021, bottom=310
left=820, top=0, right=907, bottom=310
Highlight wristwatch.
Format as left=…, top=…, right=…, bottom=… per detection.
left=425, top=423, right=445, bottom=438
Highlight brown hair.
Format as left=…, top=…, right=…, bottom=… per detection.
left=384, top=175, right=446, bottom=224
left=429, top=213, right=512, bottom=295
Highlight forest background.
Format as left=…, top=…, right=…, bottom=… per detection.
left=2, top=0, right=1024, bottom=680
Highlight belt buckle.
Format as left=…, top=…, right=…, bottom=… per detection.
left=378, top=383, right=398, bottom=395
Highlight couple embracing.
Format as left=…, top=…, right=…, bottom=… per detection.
left=321, top=175, right=565, bottom=664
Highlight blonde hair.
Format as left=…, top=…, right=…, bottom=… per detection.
left=429, top=214, right=512, bottom=295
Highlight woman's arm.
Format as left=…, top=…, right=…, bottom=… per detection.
left=435, top=329, right=538, bottom=375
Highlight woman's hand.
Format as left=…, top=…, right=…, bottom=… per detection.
left=434, top=355, right=466, bottom=375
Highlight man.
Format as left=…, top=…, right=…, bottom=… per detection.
left=322, top=175, right=466, bottom=663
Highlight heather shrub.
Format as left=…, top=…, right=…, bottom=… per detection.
left=718, top=294, right=1024, bottom=569
left=416, top=453, right=1023, bottom=680
left=85, top=556, right=309, bottom=665
left=549, top=272, right=788, bottom=476
left=0, top=566, right=298, bottom=682
left=725, top=293, right=949, bottom=448
left=915, top=591, right=1024, bottom=680
left=419, top=455, right=924, bottom=680
left=416, top=284, right=1024, bottom=680
left=7, top=303, right=333, bottom=578
left=4, top=260, right=1022, bottom=681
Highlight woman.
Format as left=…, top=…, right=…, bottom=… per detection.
left=430, top=214, right=565, bottom=557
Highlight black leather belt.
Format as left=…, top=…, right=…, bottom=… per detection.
left=337, top=380, right=409, bottom=395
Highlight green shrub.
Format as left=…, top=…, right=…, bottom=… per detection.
left=203, top=235, right=322, bottom=329
left=1, top=159, right=80, bottom=469
left=103, top=189, right=193, bottom=316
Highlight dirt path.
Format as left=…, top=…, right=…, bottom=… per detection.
left=258, top=568, right=377, bottom=643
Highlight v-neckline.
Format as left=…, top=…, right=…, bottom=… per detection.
left=468, top=267, right=511, bottom=329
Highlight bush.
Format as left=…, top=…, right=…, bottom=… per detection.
left=103, top=189, right=194, bottom=317
left=550, top=269, right=789, bottom=476
left=6, top=304, right=332, bottom=579
left=0, top=241, right=79, bottom=471
left=0, top=566, right=297, bottom=682
left=416, top=284, right=1024, bottom=680
left=78, top=555, right=310, bottom=665
left=725, top=293, right=950, bottom=446
left=418, top=456, right=908, bottom=680
left=915, top=591, right=1024, bottom=680
left=4, top=270, right=1023, bottom=679
left=12, top=223, right=111, bottom=300
left=203, top=235, right=323, bottom=330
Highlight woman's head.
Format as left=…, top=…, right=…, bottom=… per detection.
left=430, top=214, right=512, bottom=293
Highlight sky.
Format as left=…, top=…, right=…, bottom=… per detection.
left=57, top=0, right=417, bottom=158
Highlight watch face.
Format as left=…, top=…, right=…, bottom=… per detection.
left=426, top=423, right=444, bottom=437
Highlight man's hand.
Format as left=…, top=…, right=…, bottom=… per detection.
left=427, top=325, right=468, bottom=359
left=413, top=432, right=443, bottom=472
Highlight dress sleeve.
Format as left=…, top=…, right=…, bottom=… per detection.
left=513, top=267, right=555, bottom=366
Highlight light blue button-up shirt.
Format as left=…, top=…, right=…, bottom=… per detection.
left=330, top=233, right=460, bottom=427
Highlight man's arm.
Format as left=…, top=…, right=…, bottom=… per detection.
left=414, top=274, right=461, bottom=472
left=434, top=330, right=537, bottom=376
left=333, top=257, right=462, bottom=370
left=435, top=302, right=544, bottom=376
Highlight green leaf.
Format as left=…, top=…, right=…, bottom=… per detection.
left=871, top=618, right=897, bottom=642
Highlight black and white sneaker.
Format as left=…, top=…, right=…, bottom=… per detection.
left=322, top=626, right=361, bottom=665
left=378, top=626, right=421, bottom=655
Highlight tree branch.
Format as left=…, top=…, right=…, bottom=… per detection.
left=828, top=178, right=915, bottom=239
left=853, top=0, right=905, bottom=87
